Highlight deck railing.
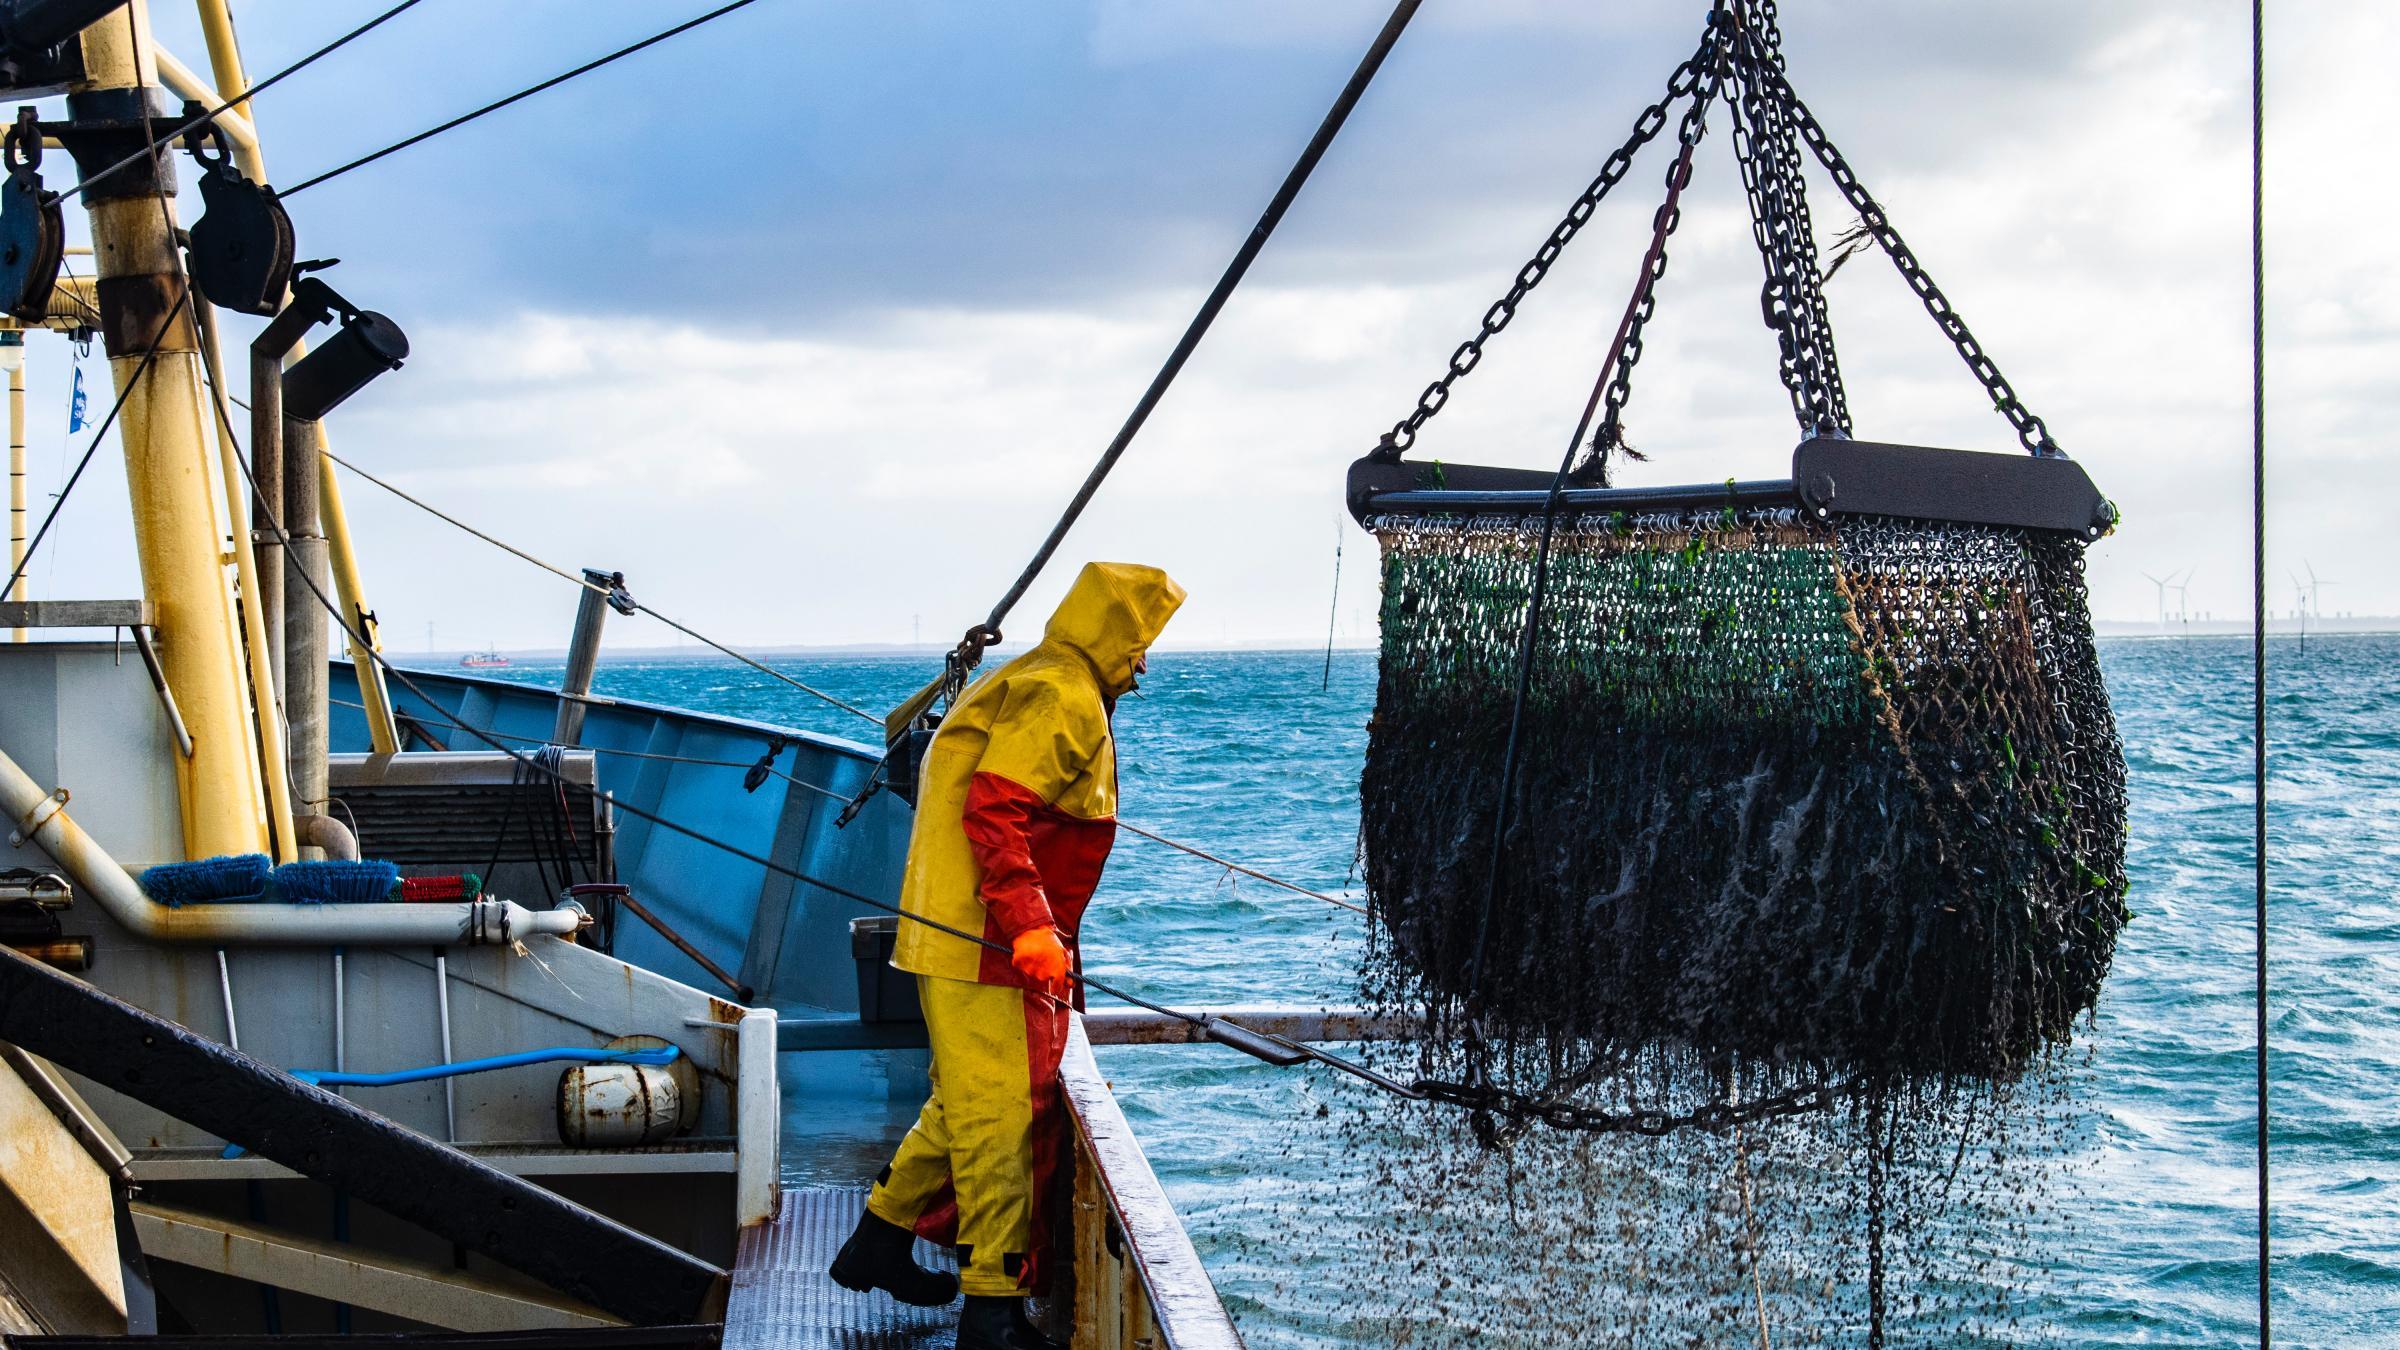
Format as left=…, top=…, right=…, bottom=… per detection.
left=1058, top=1017, right=1244, bottom=1349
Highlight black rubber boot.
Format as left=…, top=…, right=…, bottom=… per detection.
left=827, top=1209, right=957, bottom=1308
left=956, top=1295, right=1058, bottom=1350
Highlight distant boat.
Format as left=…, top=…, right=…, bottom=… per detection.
left=460, top=649, right=511, bottom=668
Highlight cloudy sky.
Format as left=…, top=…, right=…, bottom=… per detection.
left=19, top=1, right=2385, bottom=649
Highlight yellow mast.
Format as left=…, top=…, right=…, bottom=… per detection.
left=75, top=3, right=268, bottom=858
left=196, top=0, right=402, bottom=757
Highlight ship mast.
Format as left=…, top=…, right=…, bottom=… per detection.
left=69, top=1, right=267, bottom=858
left=190, top=0, right=402, bottom=761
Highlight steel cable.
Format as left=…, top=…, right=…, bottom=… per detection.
left=959, top=0, right=1422, bottom=656
left=52, top=0, right=429, bottom=203
left=280, top=0, right=769, bottom=199
left=0, top=290, right=189, bottom=602
left=2251, top=0, right=2271, bottom=1340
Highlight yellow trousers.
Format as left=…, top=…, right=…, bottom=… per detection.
left=867, top=974, right=1069, bottom=1297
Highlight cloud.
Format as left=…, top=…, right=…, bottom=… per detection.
left=24, top=2, right=2391, bottom=649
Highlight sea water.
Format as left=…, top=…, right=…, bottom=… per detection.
left=470, top=636, right=2396, bottom=1345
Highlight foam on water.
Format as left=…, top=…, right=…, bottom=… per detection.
left=470, top=635, right=2399, bottom=1344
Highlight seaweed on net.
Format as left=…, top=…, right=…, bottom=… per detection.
left=1359, top=506, right=2129, bottom=1087
left=1321, top=503, right=2127, bottom=1343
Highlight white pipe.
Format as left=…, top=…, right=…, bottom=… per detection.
left=153, top=46, right=258, bottom=155
left=0, top=747, right=581, bottom=946
left=295, top=813, right=359, bottom=861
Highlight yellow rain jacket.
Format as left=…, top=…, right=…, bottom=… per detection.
left=870, top=562, right=1183, bottom=1298
left=890, top=562, right=1186, bottom=988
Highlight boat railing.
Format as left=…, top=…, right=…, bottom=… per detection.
left=1058, top=1015, right=1244, bottom=1350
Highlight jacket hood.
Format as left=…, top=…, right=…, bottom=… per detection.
left=1043, top=562, right=1186, bottom=695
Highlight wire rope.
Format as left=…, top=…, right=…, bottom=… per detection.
left=317, top=447, right=881, bottom=724
left=325, top=693, right=1368, bottom=917
left=955, top=0, right=1422, bottom=655
left=0, top=291, right=189, bottom=601
left=280, top=0, right=769, bottom=199
left=53, top=0, right=428, bottom=202
left=2250, top=0, right=2271, bottom=1340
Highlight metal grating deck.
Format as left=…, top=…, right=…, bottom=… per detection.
left=725, top=1187, right=960, bottom=1350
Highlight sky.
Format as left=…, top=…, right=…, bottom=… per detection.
left=13, top=1, right=2388, bottom=650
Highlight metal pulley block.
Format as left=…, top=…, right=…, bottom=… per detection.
left=181, top=103, right=293, bottom=316
left=0, top=106, right=63, bottom=322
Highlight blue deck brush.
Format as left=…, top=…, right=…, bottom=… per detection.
left=272, top=859, right=401, bottom=905
left=140, top=854, right=273, bottom=906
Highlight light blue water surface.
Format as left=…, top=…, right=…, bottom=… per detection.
left=462, top=637, right=2395, bottom=1346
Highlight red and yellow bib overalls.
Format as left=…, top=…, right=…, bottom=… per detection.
left=867, top=562, right=1184, bottom=1298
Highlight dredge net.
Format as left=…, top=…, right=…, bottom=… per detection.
left=1321, top=503, right=2127, bottom=1342
left=1360, top=505, right=2128, bottom=1090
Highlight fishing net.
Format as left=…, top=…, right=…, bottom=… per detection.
left=1360, top=504, right=2128, bottom=1085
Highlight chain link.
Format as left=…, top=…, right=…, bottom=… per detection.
left=1756, top=55, right=2062, bottom=456
left=1376, top=31, right=1719, bottom=459
left=1576, top=25, right=1728, bottom=484
left=1726, top=0, right=1850, bottom=440
left=1414, top=1072, right=1846, bottom=1137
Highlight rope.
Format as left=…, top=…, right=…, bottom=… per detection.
left=0, top=290, right=189, bottom=601
left=327, top=695, right=1368, bottom=918
left=1461, top=113, right=1708, bottom=1008
left=2251, top=0, right=2271, bottom=1340
left=320, top=448, right=880, bottom=724
left=281, top=0, right=769, bottom=199
left=1114, top=822, right=1368, bottom=916
left=249, top=434, right=1413, bottom=1096
left=961, top=0, right=1422, bottom=650
left=53, top=0, right=428, bottom=202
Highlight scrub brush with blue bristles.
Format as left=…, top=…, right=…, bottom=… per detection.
left=273, top=859, right=401, bottom=905
left=139, top=854, right=273, bottom=906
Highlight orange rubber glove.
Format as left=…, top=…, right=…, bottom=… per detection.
left=1010, top=927, right=1071, bottom=994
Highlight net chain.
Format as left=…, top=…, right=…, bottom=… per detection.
left=1375, top=28, right=1719, bottom=459
left=1378, top=0, right=2065, bottom=461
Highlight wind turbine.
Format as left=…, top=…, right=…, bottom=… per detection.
left=2306, top=562, right=2336, bottom=622
left=2165, top=568, right=2194, bottom=631
left=2141, top=570, right=2173, bottom=632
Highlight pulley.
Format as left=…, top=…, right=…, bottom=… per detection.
left=181, top=102, right=294, bottom=317
left=0, top=106, right=64, bottom=323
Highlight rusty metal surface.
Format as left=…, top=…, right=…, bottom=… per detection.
left=1060, top=1018, right=1243, bottom=1350
left=723, top=1187, right=956, bottom=1350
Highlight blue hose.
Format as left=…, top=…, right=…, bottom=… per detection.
left=290, top=1044, right=679, bottom=1089
left=220, top=1045, right=681, bottom=1158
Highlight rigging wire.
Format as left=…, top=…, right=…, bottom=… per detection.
left=323, top=694, right=1369, bottom=918
left=0, top=292, right=190, bottom=602
left=280, top=0, right=770, bottom=199
left=954, top=0, right=1422, bottom=658
left=316, top=447, right=879, bottom=724
left=308, top=444, right=1373, bottom=916
left=233, top=423, right=1416, bottom=1098
left=2251, top=0, right=2271, bottom=1340
left=1460, top=107, right=1711, bottom=1011
left=52, top=0, right=428, bottom=203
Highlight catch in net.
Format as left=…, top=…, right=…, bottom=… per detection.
left=1351, top=442, right=2129, bottom=1086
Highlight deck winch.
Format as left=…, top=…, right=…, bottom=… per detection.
left=1351, top=1, right=2130, bottom=1091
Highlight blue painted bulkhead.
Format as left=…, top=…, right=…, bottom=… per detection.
left=328, top=661, right=914, bottom=1019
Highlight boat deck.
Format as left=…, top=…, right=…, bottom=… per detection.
left=725, top=1188, right=959, bottom=1350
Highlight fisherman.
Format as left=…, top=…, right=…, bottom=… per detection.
left=831, top=561, right=1186, bottom=1350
